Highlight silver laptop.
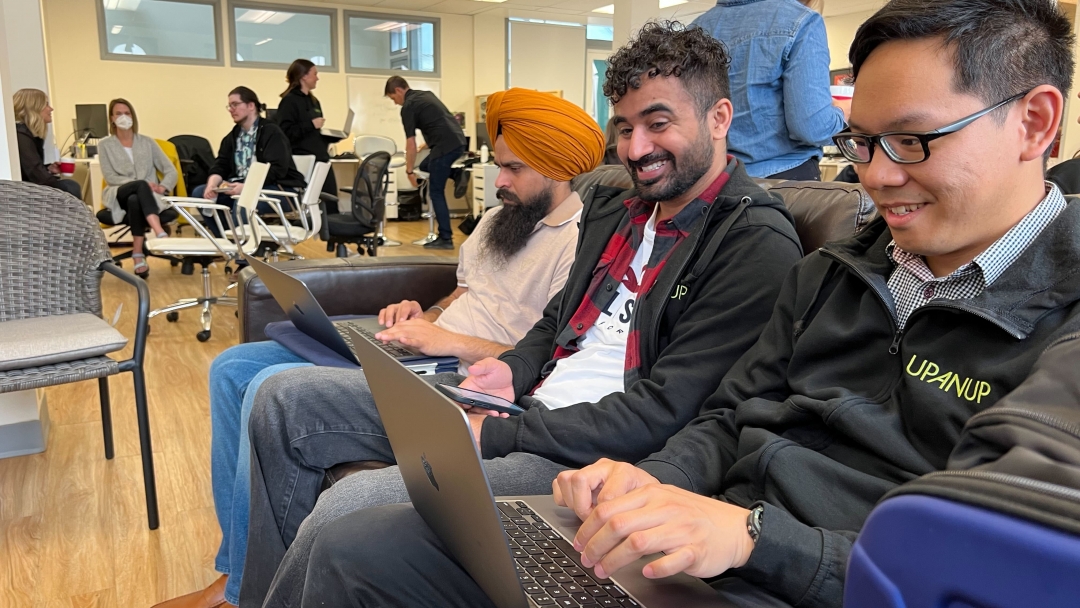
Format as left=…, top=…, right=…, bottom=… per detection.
left=246, top=256, right=438, bottom=370
left=350, top=327, right=731, bottom=608
left=321, top=108, right=354, bottom=141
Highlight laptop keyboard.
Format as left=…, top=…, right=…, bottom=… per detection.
left=337, top=321, right=415, bottom=358
left=498, top=501, right=640, bottom=608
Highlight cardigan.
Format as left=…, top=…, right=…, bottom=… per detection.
left=98, top=134, right=178, bottom=222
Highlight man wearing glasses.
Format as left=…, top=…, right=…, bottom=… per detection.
left=305, top=1, right=1080, bottom=606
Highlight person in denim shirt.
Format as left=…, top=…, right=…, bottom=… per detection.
left=694, top=0, right=848, bottom=179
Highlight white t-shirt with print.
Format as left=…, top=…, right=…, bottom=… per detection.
left=531, top=208, right=659, bottom=410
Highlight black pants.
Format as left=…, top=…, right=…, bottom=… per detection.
left=321, top=166, right=339, bottom=216
left=116, top=180, right=162, bottom=237
left=299, top=503, right=793, bottom=608
left=54, top=178, right=83, bottom=199
left=766, top=157, right=821, bottom=181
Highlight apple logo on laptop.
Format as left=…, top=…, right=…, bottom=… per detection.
left=421, top=454, right=439, bottom=491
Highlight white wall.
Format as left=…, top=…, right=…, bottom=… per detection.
left=41, top=0, right=474, bottom=151
left=0, top=0, right=20, bottom=179
left=3, top=0, right=49, bottom=92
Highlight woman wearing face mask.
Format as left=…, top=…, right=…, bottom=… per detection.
left=12, top=88, right=83, bottom=198
left=276, top=59, right=338, bottom=213
left=97, top=98, right=179, bottom=279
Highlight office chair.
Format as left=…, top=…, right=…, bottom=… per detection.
left=144, top=162, right=270, bottom=341
left=350, top=135, right=405, bottom=247
left=0, top=181, right=159, bottom=529
left=326, top=152, right=390, bottom=258
left=257, top=161, right=331, bottom=260
left=846, top=488, right=1080, bottom=608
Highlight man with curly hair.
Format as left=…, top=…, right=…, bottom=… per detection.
left=261, top=20, right=806, bottom=607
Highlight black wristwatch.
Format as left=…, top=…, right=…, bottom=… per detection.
left=746, top=504, right=765, bottom=544
left=406, top=170, right=415, bottom=175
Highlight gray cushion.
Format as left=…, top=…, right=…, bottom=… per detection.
left=0, top=313, right=128, bottom=371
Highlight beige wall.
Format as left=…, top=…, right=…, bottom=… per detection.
left=823, top=9, right=878, bottom=72
left=41, top=0, right=474, bottom=150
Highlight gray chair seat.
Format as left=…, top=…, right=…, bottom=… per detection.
left=0, top=313, right=128, bottom=372
left=0, top=356, right=119, bottom=394
left=326, top=213, right=376, bottom=237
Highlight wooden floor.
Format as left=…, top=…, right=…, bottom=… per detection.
left=0, top=220, right=460, bottom=607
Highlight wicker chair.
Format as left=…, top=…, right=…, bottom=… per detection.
left=0, top=181, right=158, bottom=529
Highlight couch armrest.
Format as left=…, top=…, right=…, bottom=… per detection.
left=238, top=256, right=459, bottom=343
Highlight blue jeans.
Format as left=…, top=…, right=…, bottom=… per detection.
left=209, top=341, right=312, bottom=605
left=191, top=183, right=291, bottom=238
left=420, top=145, right=466, bottom=240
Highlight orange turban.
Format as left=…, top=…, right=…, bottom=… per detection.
left=485, top=88, right=605, bottom=182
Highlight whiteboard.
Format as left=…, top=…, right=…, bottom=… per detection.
left=346, top=75, right=441, bottom=151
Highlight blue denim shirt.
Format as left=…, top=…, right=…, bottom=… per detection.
left=693, top=0, right=846, bottom=177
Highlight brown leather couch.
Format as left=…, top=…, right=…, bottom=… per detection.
left=237, top=167, right=878, bottom=487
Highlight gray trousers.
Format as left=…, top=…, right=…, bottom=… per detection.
left=240, top=366, right=570, bottom=608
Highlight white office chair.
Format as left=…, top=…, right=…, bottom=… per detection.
left=144, top=162, right=270, bottom=342
left=351, top=135, right=406, bottom=246
left=293, top=154, right=317, bottom=183
left=256, top=161, right=330, bottom=260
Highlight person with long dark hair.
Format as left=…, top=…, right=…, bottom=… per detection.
left=275, top=59, right=338, bottom=213
left=192, top=86, right=306, bottom=238
left=97, top=98, right=179, bottom=278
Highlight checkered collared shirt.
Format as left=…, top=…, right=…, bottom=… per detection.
left=887, top=183, right=1067, bottom=330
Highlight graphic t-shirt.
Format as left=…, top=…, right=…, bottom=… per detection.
left=531, top=207, right=659, bottom=410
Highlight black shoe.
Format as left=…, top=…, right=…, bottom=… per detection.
left=423, top=237, right=454, bottom=250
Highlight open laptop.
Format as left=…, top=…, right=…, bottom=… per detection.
left=246, top=256, right=440, bottom=371
left=350, top=327, right=731, bottom=608
left=321, top=108, right=354, bottom=141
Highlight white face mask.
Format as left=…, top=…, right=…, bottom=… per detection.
left=114, top=115, right=133, bottom=130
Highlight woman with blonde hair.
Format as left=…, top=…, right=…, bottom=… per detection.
left=97, top=97, right=179, bottom=279
left=13, top=88, right=82, bottom=198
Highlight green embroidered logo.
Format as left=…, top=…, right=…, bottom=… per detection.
left=906, top=355, right=992, bottom=403
left=670, top=284, right=688, bottom=300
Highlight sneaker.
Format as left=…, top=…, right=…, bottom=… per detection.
left=423, top=237, right=454, bottom=250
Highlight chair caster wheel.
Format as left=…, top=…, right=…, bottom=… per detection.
left=170, top=259, right=179, bottom=267
left=166, top=312, right=179, bottom=322
left=225, top=266, right=234, bottom=276
left=197, top=330, right=211, bottom=342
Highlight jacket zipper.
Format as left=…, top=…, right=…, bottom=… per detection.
left=819, top=249, right=903, bottom=354
left=913, top=302, right=1025, bottom=340
left=966, top=406, right=1080, bottom=440
left=645, top=196, right=740, bottom=361
left=920, top=469, right=1080, bottom=503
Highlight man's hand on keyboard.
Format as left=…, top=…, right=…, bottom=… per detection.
left=378, top=299, right=425, bottom=327
left=374, top=318, right=456, bottom=356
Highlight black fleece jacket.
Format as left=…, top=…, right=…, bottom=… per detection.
left=16, top=123, right=64, bottom=189
left=210, top=119, right=305, bottom=188
left=638, top=200, right=1080, bottom=607
left=480, top=161, right=804, bottom=467
left=276, top=88, right=330, bottom=162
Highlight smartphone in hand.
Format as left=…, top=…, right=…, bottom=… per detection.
left=436, top=383, right=525, bottom=416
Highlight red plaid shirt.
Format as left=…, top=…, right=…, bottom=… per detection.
left=538, top=158, right=736, bottom=390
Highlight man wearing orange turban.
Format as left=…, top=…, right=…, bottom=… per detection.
left=485, top=88, right=606, bottom=182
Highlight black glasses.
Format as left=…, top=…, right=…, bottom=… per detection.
left=832, top=90, right=1031, bottom=165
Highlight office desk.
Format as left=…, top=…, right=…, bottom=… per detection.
left=73, top=157, right=103, bottom=210
left=818, top=158, right=851, bottom=182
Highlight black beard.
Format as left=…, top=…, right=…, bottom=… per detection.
left=482, top=187, right=555, bottom=265
left=627, top=126, right=714, bottom=203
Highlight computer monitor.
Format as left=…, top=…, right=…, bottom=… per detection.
left=475, top=123, right=492, bottom=151
left=75, top=104, right=109, bottom=139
